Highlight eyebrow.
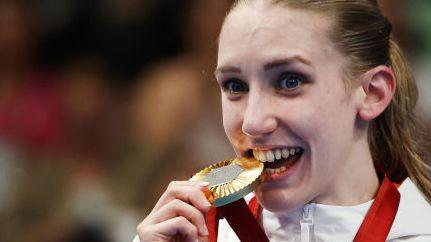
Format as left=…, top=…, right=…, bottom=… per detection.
left=214, top=55, right=312, bottom=76
left=264, top=56, right=312, bottom=70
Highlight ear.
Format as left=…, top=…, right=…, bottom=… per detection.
left=358, top=65, right=396, bottom=121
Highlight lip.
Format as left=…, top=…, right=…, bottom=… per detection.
left=250, top=145, right=297, bottom=151
left=259, top=154, right=302, bottom=182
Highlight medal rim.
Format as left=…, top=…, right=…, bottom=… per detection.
left=191, top=157, right=263, bottom=207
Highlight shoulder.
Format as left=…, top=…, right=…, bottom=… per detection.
left=387, top=178, right=431, bottom=240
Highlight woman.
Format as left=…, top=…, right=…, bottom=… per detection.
left=135, top=0, right=431, bottom=241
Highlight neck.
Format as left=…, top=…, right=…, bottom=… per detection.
left=314, top=138, right=379, bottom=206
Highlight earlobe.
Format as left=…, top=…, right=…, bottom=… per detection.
left=358, top=65, right=396, bottom=121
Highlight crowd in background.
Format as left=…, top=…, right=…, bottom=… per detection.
left=0, top=0, right=429, bottom=241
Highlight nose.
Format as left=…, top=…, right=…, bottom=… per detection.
left=241, top=92, right=277, bottom=137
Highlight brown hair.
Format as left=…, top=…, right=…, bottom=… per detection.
left=229, top=0, right=431, bottom=202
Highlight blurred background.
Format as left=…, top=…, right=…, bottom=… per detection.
left=0, top=0, right=429, bottom=241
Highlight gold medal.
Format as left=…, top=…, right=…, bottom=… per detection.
left=190, top=157, right=263, bottom=207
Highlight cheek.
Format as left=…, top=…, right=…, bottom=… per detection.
left=302, top=86, right=353, bottom=136
left=285, top=89, right=355, bottom=158
left=222, top=98, right=252, bottom=153
left=277, top=99, right=318, bottom=139
left=301, top=96, right=357, bottom=172
left=221, top=98, right=242, bottom=138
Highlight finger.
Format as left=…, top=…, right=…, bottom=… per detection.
left=147, top=199, right=209, bottom=237
left=152, top=181, right=211, bottom=214
left=142, top=216, right=198, bottom=242
left=198, top=235, right=209, bottom=242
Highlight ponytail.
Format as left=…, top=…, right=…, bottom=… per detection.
left=369, top=38, right=431, bottom=202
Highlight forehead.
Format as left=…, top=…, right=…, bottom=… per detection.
left=218, top=2, right=338, bottom=66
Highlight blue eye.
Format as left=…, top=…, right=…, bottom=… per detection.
left=223, top=79, right=248, bottom=93
left=278, top=73, right=304, bottom=90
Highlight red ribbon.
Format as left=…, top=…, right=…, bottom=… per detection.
left=206, top=176, right=400, bottom=242
left=353, top=176, right=400, bottom=242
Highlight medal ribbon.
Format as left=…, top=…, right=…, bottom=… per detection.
left=221, top=198, right=269, bottom=242
left=353, top=176, right=400, bottom=242
left=206, top=198, right=269, bottom=242
left=206, top=176, right=400, bottom=242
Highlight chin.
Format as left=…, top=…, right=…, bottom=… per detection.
left=256, top=185, right=305, bottom=213
left=255, top=154, right=312, bottom=212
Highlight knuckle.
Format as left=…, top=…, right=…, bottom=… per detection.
left=171, top=199, right=184, bottom=208
left=167, top=180, right=180, bottom=189
left=187, top=225, right=198, bottom=236
left=167, top=180, right=176, bottom=187
left=137, top=223, right=151, bottom=237
left=166, top=181, right=175, bottom=191
left=195, top=212, right=204, bottom=221
left=140, top=214, right=153, bottom=225
left=166, top=181, right=181, bottom=196
left=178, top=216, right=189, bottom=224
left=191, top=188, right=203, bottom=198
left=137, top=220, right=146, bottom=231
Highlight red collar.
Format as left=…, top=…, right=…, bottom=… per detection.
left=206, top=176, right=400, bottom=242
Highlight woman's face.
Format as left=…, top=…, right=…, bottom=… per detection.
left=216, top=2, right=364, bottom=212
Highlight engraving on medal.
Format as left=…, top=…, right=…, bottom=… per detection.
left=203, top=163, right=243, bottom=186
left=190, top=157, right=264, bottom=207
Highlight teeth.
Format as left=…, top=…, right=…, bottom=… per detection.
left=266, top=168, right=275, bottom=174
left=265, top=166, right=287, bottom=174
left=281, top=148, right=290, bottom=159
left=253, top=147, right=302, bottom=163
left=275, top=149, right=282, bottom=160
left=259, top=152, right=267, bottom=162
left=253, top=150, right=259, bottom=161
left=266, top=150, right=275, bottom=162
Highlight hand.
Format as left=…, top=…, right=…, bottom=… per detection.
left=137, top=181, right=212, bottom=242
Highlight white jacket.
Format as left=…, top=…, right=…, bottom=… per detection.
left=217, top=178, right=431, bottom=241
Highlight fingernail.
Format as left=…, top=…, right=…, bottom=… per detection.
left=203, top=200, right=212, bottom=207
left=197, top=181, right=210, bottom=187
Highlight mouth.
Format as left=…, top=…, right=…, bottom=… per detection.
left=245, top=147, right=304, bottom=181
